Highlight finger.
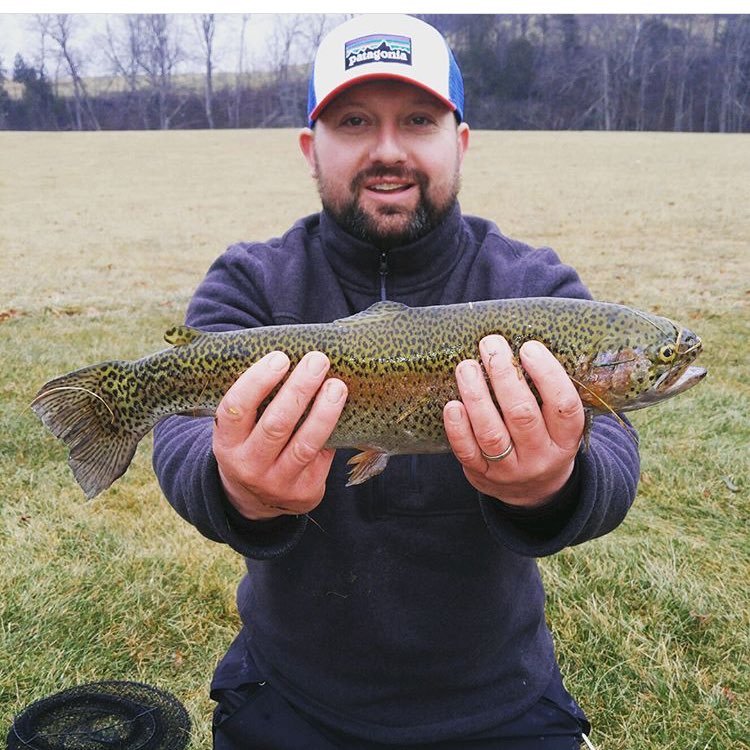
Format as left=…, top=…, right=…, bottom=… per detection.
left=213, top=350, right=290, bottom=453
left=249, top=351, right=332, bottom=465
left=444, top=399, right=483, bottom=468
left=480, top=335, right=548, bottom=453
left=277, top=377, right=348, bottom=474
left=519, top=340, right=584, bottom=450
left=454, top=358, right=514, bottom=465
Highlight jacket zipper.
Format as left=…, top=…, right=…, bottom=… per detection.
left=379, top=251, right=389, bottom=301
left=378, top=250, right=419, bottom=492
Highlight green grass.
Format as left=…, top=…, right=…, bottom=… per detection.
left=1, top=130, right=748, bottom=748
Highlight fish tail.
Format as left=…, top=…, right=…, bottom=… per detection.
left=31, top=361, right=148, bottom=499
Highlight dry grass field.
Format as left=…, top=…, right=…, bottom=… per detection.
left=0, top=129, right=748, bottom=749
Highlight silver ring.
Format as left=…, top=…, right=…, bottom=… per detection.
left=481, top=443, right=514, bottom=462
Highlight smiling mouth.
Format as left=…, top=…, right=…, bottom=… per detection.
left=366, top=182, right=414, bottom=194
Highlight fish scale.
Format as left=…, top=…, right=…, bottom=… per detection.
left=31, top=297, right=706, bottom=499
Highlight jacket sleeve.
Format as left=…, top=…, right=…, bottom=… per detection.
left=478, top=413, right=640, bottom=557
left=152, top=242, right=309, bottom=559
left=476, top=232, right=641, bottom=555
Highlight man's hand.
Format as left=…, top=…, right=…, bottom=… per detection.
left=213, top=351, right=348, bottom=520
left=443, top=335, right=584, bottom=507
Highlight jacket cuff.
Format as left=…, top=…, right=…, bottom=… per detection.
left=203, top=450, right=308, bottom=559
left=478, top=457, right=584, bottom=557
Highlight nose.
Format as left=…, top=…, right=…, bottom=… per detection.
left=369, top=124, right=407, bottom=165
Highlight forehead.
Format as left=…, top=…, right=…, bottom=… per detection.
left=323, top=79, right=452, bottom=114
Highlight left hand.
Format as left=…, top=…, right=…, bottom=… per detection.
left=443, top=335, right=585, bottom=507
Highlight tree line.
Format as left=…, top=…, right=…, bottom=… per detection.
left=1, top=14, right=748, bottom=132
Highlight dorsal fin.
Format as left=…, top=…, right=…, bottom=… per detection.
left=164, top=325, right=203, bottom=346
left=335, top=301, right=409, bottom=327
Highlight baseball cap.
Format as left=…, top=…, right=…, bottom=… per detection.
left=307, top=14, right=464, bottom=126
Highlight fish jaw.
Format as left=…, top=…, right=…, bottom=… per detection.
left=624, top=365, right=707, bottom=410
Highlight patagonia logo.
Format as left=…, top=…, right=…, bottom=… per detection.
left=344, top=34, right=412, bottom=69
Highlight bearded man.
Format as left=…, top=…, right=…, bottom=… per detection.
left=154, top=14, right=637, bottom=750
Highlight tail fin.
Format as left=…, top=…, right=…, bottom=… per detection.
left=31, top=361, right=148, bottom=499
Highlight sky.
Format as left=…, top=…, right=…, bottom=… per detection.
left=0, top=13, right=289, bottom=76
left=2, top=2, right=745, bottom=77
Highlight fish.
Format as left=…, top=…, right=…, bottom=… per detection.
left=31, top=297, right=706, bottom=499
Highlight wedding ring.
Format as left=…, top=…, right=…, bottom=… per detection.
left=481, top=443, right=514, bottom=462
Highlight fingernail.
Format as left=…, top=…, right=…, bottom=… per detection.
left=267, top=351, right=289, bottom=371
left=445, top=403, right=462, bottom=424
left=521, top=340, right=546, bottom=360
left=324, top=379, right=345, bottom=403
left=458, top=360, right=479, bottom=383
left=306, top=352, right=328, bottom=375
left=481, top=335, right=505, bottom=355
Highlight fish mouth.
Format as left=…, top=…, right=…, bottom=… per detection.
left=648, top=365, right=707, bottom=403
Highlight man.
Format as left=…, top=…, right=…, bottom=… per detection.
left=153, top=14, right=639, bottom=749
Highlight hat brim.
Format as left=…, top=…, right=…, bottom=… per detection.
left=309, top=73, right=458, bottom=123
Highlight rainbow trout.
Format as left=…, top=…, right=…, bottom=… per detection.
left=32, top=298, right=706, bottom=499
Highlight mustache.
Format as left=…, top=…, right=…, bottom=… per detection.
left=350, top=167, right=428, bottom=191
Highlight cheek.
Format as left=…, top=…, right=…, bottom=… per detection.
left=314, top=139, right=361, bottom=182
left=417, top=144, right=462, bottom=187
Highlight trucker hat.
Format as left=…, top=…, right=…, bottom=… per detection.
left=307, top=14, right=465, bottom=126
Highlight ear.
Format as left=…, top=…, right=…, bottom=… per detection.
left=298, top=127, right=317, bottom=177
left=456, top=122, right=470, bottom=170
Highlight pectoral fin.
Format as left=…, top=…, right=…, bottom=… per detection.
left=346, top=448, right=390, bottom=486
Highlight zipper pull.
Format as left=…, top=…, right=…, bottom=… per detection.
left=379, top=251, right=389, bottom=301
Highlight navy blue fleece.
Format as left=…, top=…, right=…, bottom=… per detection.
left=152, top=204, right=639, bottom=743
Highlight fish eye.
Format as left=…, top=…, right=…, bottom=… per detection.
left=658, top=344, right=676, bottom=363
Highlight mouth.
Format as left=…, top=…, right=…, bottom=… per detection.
left=364, top=179, right=416, bottom=197
left=653, top=365, right=707, bottom=399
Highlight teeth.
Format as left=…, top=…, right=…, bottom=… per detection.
left=372, top=184, right=404, bottom=191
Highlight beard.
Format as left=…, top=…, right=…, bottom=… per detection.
left=315, top=161, right=461, bottom=250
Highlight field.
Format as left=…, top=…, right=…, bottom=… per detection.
left=0, top=129, right=748, bottom=748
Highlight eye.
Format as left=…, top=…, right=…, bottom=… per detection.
left=658, top=344, right=676, bottom=363
left=340, top=115, right=367, bottom=128
left=408, top=114, right=437, bottom=129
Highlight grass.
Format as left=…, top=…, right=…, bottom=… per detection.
left=0, top=129, right=748, bottom=748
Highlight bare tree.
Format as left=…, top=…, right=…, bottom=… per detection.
left=104, top=15, right=140, bottom=93
left=718, top=15, right=750, bottom=132
left=263, top=14, right=305, bottom=125
left=9, top=13, right=749, bottom=133
left=230, top=14, right=250, bottom=128
left=300, top=13, right=342, bottom=53
left=194, top=13, right=216, bottom=128
left=37, top=14, right=99, bottom=130
left=136, top=14, right=185, bottom=129
left=104, top=15, right=150, bottom=128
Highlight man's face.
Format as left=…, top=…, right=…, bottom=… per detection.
left=299, top=80, right=470, bottom=249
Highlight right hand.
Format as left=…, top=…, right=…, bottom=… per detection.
left=213, top=350, right=348, bottom=520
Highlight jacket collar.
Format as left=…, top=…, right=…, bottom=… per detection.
left=318, top=202, right=466, bottom=295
